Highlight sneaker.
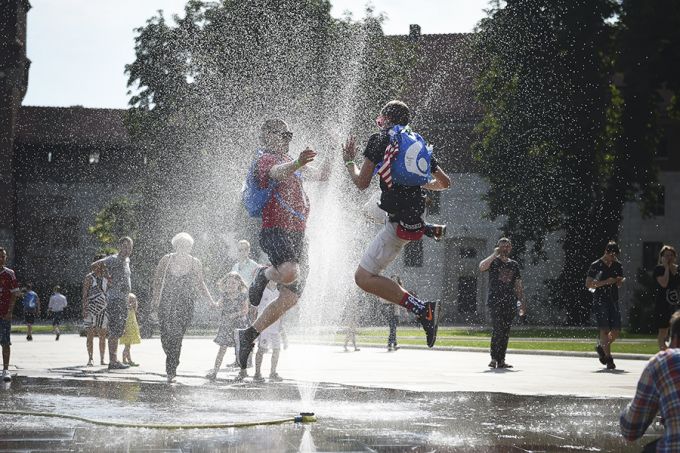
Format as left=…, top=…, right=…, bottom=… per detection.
left=595, top=344, right=607, bottom=365
left=248, top=266, right=269, bottom=307
left=206, top=370, right=217, bottom=381
left=253, top=373, right=265, bottom=383
left=387, top=345, right=394, bottom=352
left=418, top=301, right=441, bottom=348
left=606, top=357, right=616, bottom=370
left=497, top=361, right=513, bottom=369
left=269, top=372, right=283, bottom=382
left=87, top=359, right=94, bottom=367
left=237, top=329, right=256, bottom=369
left=488, top=360, right=497, bottom=368
left=234, top=369, right=248, bottom=382
left=127, top=361, right=139, bottom=367
left=2, top=370, right=11, bottom=382
left=55, top=332, right=60, bottom=341
left=108, top=361, right=130, bottom=370
left=424, top=223, right=447, bottom=241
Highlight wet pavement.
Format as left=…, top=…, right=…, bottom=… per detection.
left=0, top=334, right=660, bottom=452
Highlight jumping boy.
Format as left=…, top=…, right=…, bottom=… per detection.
left=342, top=100, right=451, bottom=347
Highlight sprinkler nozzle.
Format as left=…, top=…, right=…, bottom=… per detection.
left=295, top=412, right=316, bottom=423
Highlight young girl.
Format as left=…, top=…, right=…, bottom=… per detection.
left=206, top=272, right=249, bottom=380
left=120, top=293, right=141, bottom=366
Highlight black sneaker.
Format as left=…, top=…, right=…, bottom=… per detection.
left=417, top=301, right=441, bottom=348
left=424, top=223, right=446, bottom=241
left=108, top=361, right=129, bottom=370
left=55, top=332, right=60, bottom=341
left=497, top=361, right=513, bottom=369
left=248, top=266, right=269, bottom=306
left=488, top=360, right=497, bottom=368
left=595, top=344, right=607, bottom=365
left=606, top=357, right=616, bottom=370
left=237, top=329, right=256, bottom=369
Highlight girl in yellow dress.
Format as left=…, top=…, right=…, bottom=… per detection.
left=121, top=293, right=141, bottom=366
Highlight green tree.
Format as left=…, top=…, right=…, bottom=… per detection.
left=473, top=0, right=619, bottom=324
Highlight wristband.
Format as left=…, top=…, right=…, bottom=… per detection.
left=344, top=160, right=355, bottom=167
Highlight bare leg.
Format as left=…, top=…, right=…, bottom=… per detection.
left=2, top=345, right=9, bottom=370
left=86, top=329, right=94, bottom=361
left=264, top=262, right=299, bottom=286
left=122, top=345, right=131, bottom=363
left=270, top=348, right=280, bottom=374
left=213, top=346, right=227, bottom=371
left=355, top=267, right=407, bottom=304
left=608, top=330, right=619, bottom=355
left=253, top=287, right=298, bottom=333
left=255, top=348, right=264, bottom=376
left=98, top=329, right=107, bottom=363
left=27, top=324, right=33, bottom=337
left=657, top=328, right=669, bottom=351
left=109, top=337, right=119, bottom=363
left=599, top=330, right=610, bottom=356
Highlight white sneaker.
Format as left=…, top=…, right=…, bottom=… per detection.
left=2, top=370, right=11, bottom=382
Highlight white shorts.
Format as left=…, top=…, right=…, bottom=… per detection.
left=359, top=221, right=409, bottom=275
left=258, top=331, right=281, bottom=351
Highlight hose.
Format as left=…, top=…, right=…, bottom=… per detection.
left=0, top=409, right=315, bottom=430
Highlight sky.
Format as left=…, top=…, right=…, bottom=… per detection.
left=23, top=0, right=489, bottom=109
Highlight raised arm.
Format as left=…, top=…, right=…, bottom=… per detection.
left=423, top=167, right=451, bottom=191
left=343, top=136, right=375, bottom=191
left=479, top=248, right=499, bottom=272
left=269, top=148, right=317, bottom=181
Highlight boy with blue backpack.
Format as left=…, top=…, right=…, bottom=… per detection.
left=342, top=100, right=451, bottom=347
left=238, top=119, right=325, bottom=370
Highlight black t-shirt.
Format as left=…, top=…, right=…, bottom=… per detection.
left=487, top=258, right=521, bottom=303
left=363, top=131, right=439, bottom=224
left=653, top=265, right=680, bottom=308
left=587, top=259, right=624, bottom=303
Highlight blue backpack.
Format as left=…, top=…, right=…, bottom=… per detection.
left=387, top=125, right=433, bottom=186
left=241, top=150, right=306, bottom=220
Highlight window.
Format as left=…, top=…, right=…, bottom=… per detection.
left=88, top=152, right=100, bottom=164
left=404, top=240, right=423, bottom=267
left=459, top=247, right=477, bottom=259
left=651, top=186, right=665, bottom=217
left=642, top=242, right=663, bottom=271
left=47, top=151, right=53, bottom=162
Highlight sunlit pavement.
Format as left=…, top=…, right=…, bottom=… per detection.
left=8, top=333, right=647, bottom=397
left=0, top=334, right=657, bottom=452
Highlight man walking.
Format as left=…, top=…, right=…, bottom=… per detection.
left=341, top=100, right=451, bottom=348
left=479, top=237, right=525, bottom=368
left=238, top=119, right=325, bottom=372
left=21, top=283, right=40, bottom=341
left=96, top=236, right=133, bottom=370
left=586, top=241, right=625, bottom=370
left=47, top=286, right=67, bottom=341
left=620, top=311, right=680, bottom=452
left=0, top=247, right=20, bottom=382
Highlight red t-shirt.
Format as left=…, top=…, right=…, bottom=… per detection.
left=0, top=267, right=19, bottom=317
left=257, top=152, right=309, bottom=232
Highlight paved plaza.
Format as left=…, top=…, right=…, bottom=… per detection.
left=0, top=334, right=658, bottom=452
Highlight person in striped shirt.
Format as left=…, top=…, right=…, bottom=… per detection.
left=621, top=310, right=680, bottom=452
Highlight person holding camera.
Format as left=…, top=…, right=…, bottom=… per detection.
left=586, top=241, right=625, bottom=370
left=479, top=237, right=525, bottom=369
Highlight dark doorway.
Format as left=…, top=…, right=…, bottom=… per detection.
left=457, top=276, right=478, bottom=321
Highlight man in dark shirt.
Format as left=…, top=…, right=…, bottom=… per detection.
left=342, top=100, right=451, bottom=348
left=586, top=241, right=625, bottom=369
left=479, top=237, right=524, bottom=368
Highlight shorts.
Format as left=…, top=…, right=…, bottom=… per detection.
left=52, top=311, right=63, bottom=326
left=106, top=298, right=128, bottom=338
left=258, top=331, right=282, bottom=351
left=359, top=221, right=409, bottom=275
left=25, top=311, right=36, bottom=325
left=0, top=319, right=11, bottom=346
left=655, top=299, right=679, bottom=330
left=260, top=228, right=309, bottom=296
left=594, top=298, right=621, bottom=330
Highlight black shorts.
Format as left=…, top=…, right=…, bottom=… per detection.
left=594, top=298, right=621, bottom=330
left=259, top=228, right=309, bottom=296
left=52, top=311, right=63, bottom=326
left=655, top=299, right=679, bottom=329
left=25, top=311, right=36, bottom=325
